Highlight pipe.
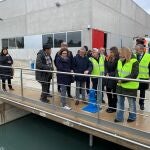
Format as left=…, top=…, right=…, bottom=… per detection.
left=0, top=65, right=150, bottom=83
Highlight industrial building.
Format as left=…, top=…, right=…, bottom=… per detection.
left=0, top=1, right=150, bottom=149
left=0, top=0, right=150, bottom=60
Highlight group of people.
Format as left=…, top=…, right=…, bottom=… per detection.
left=0, top=47, right=14, bottom=92
left=35, top=42, right=150, bottom=123
left=0, top=41, right=149, bottom=123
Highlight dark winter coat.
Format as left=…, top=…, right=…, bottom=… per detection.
left=0, top=54, right=13, bottom=80
left=104, top=58, right=118, bottom=89
left=35, top=50, right=53, bottom=83
left=73, top=55, right=92, bottom=82
left=54, top=50, right=73, bottom=68
left=116, top=55, right=139, bottom=97
left=56, top=55, right=73, bottom=85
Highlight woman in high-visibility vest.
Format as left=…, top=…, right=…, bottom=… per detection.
left=114, top=47, right=139, bottom=123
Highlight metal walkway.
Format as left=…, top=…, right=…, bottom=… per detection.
left=0, top=67, right=150, bottom=150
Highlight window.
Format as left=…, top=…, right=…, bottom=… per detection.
left=67, top=31, right=81, bottom=47
left=42, top=34, right=53, bottom=48
left=2, top=37, right=24, bottom=49
left=54, top=33, right=66, bottom=48
left=24, top=35, right=42, bottom=49
left=16, top=37, right=24, bottom=48
left=2, top=39, right=8, bottom=48
left=9, top=38, right=16, bottom=48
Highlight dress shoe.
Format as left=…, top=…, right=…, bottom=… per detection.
left=82, top=101, right=88, bottom=104
left=112, top=109, right=116, bottom=112
left=47, top=94, right=53, bottom=98
left=140, top=105, right=144, bottom=110
left=102, top=100, right=105, bottom=104
left=106, top=108, right=115, bottom=113
left=114, top=119, right=123, bottom=123
left=40, top=99, right=49, bottom=103
left=68, top=95, right=73, bottom=98
left=127, top=119, right=135, bottom=123
left=9, top=88, right=14, bottom=91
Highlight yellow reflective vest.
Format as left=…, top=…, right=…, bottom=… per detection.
left=117, top=58, right=139, bottom=89
left=89, top=55, right=105, bottom=76
left=135, top=53, right=150, bottom=79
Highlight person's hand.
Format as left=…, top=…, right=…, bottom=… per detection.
left=118, top=80, right=122, bottom=83
left=84, top=70, right=89, bottom=74
left=8, top=61, right=11, bottom=63
left=106, top=73, right=109, bottom=76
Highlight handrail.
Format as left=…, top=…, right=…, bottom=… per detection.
left=0, top=65, right=150, bottom=107
left=0, top=65, right=150, bottom=83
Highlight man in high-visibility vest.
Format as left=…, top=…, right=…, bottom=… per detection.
left=89, top=48, right=105, bottom=103
left=114, top=47, right=139, bottom=123
left=135, top=44, right=150, bottom=110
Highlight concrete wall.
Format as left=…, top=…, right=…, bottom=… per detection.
left=0, top=0, right=150, bottom=60
left=0, top=0, right=91, bottom=59
left=0, top=0, right=91, bottom=36
left=0, top=101, right=29, bottom=125
left=0, top=0, right=26, bottom=39
left=92, top=0, right=150, bottom=49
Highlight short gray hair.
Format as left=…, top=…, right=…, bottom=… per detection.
left=136, top=44, right=144, bottom=49
left=93, top=48, right=99, bottom=52
left=80, top=47, right=86, bottom=51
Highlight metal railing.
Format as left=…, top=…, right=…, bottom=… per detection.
left=0, top=65, right=150, bottom=111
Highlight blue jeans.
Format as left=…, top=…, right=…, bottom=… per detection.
left=115, top=95, right=136, bottom=121
left=60, top=84, right=67, bottom=107
left=76, top=81, right=85, bottom=100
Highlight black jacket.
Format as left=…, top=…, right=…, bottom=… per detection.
left=0, top=54, right=13, bottom=79
left=54, top=50, right=73, bottom=69
left=35, top=50, right=53, bottom=83
left=105, top=58, right=118, bottom=89
left=56, top=55, right=73, bottom=85
left=73, top=55, right=92, bottom=82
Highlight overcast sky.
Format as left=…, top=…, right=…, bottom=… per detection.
left=133, top=0, right=150, bottom=14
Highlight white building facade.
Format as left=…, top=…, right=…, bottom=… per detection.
left=0, top=0, right=150, bottom=60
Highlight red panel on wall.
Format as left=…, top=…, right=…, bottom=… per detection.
left=92, top=29, right=104, bottom=48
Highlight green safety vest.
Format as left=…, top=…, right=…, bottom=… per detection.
left=89, top=55, right=104, bottom=76
left=117, top=58, right=139, bottom=89
left=135, top=53, right=150, bottom=79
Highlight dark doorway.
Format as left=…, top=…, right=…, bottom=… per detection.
left=104, top=33, right=107, bottom=48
